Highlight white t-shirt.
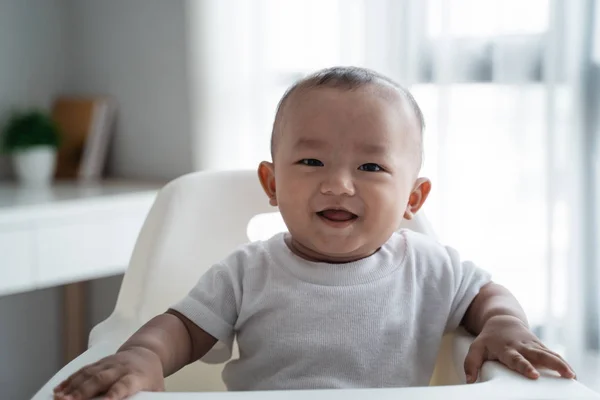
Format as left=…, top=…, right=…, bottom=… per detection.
left=171, top=230, right=491, bottom=391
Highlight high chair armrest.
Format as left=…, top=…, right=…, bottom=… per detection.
left=32, top=329, right=599, bottom=400
left=32, top=313, right=142, bottom=400
left=450, top=329, right=599, bottom=398
left=31, top=338, right=125, bottom=400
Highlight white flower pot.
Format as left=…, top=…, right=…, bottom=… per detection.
left=13, top=146, right=57, bottom=186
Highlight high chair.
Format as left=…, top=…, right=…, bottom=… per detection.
left=34, top=170, right=599, bottom=399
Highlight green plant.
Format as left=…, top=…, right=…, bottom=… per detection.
left=1, top=109, right=61, bottom=154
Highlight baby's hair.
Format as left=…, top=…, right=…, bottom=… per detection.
left=270, top=66, right=425, bottom=163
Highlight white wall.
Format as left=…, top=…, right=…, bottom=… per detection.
left=66, top=0, right=194, bottom=180
left=0, top=0, right=69, bottom=179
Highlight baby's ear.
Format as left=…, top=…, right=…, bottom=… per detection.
left=403, top=178, right=431, bottom=220
left=258, top=161, right=278, bottom=207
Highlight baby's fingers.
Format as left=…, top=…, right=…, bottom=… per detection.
left=73, top=368, right=127, bottom=400
left=498, top=349, right=540, bottom=379
left=103, top=376, right=142, bottom=400
left=523, top=348, right=576, bottom=379
left=463, top=342, right=486, bottom=383
left=54, top=364, right=104, bottom=399
left=54, top=362, right=98, bottom=395
left=54, top=377, right=71, bottom=393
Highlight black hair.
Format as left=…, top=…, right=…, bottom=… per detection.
left=270, top=66, right=425, bottom=161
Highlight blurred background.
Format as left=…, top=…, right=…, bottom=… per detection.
left=0, top=0, right=599, bottom=398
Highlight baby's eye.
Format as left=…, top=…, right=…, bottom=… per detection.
left=299, top=159, right=324, bottom=167
left=358, top=163, right=383, bottom=172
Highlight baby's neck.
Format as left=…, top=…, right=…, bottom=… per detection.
left=284, top=234, right=380, bottom=264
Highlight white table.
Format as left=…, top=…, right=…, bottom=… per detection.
left=0, top=180, right=161, bottom=360
left=0, top=180, right=160, bottom=295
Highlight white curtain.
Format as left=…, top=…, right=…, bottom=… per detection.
left=393, top=1, right=591, bottom=366
left=188, top=0, right=598, bottom=364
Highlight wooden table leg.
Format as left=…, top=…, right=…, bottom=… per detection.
left=63, top=281, right=88, bottom=364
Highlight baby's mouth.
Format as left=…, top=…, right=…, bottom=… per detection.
left=317, top=209, right=358, bottom=222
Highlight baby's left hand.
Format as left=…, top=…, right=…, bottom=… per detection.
left=463, top=315, right=576, bottom=383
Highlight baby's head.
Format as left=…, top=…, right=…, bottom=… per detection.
left=258, top=67, right=431, bottom=263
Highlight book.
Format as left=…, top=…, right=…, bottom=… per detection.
left=52, top=97, right=116, bottom=181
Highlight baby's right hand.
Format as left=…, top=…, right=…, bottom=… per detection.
left=53, top=346, right=165, bottom=400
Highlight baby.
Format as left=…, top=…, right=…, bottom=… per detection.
left=54, top=67, right=575, bottom=400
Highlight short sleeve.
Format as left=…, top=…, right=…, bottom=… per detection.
left=444, top=246, right=492, bottom=333
left=170, top=262, right=242, bottom=363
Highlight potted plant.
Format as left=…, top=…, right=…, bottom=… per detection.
left=1, top=109, right=61, bottom=185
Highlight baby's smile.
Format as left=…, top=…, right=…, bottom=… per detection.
left=316, top=208, right=359, bottom=228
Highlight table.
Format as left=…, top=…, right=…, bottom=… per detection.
left=0, top=180, right=161, bottom=361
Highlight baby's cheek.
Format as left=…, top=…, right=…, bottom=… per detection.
left=370, top=203, right=404, bottom=230
left=277, top=198, right=307, bottom=224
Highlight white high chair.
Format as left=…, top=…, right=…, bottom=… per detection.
left=34, top=170, right=599, bottom=399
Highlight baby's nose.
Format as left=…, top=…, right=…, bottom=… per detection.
left=320, top=171, right=355, bottom=196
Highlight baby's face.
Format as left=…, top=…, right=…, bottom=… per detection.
left=263, top=85, right=426, bottom=262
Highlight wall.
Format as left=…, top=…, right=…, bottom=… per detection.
left=0, top=0, right=69, bottom=178
left=66, top=0, right=193, bottom=180
left=0, top=0, right=193, bottom=180
left=0, top=1, right=69, bottom=398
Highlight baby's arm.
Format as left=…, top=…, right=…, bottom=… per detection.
left=461, top=282, right=575, bottom=383
left=54, top=310, right=217, bottom=400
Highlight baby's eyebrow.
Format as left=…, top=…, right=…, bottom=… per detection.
left=293, top=138, right=389, bottom=156
left=293, top=138, right=328, bottom=150
left=357, top=143, right=388, bottom=155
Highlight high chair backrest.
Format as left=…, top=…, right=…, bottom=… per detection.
left=113, top=170, right=274, bottom=322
